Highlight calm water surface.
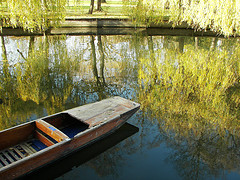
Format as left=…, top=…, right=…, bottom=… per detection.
left=1, top=34, right=240, bottom=180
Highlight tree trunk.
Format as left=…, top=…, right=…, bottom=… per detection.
left=1, top=36, right=7, bottom=61
left=28, top=36, right=35, bottom=58
left=90, top=36, right=100, bottom=86
left=97, top=36, right=106, bottom=86
left=88, top=0, right=95, bottom=14
left=147, top=36, right=157, bottom=83
left=178, top=37, right=185, bottom=53
left=194, top=37, right=198, bottom=49
left=1, top=36, right=11, bottom=92
left=97, top=0, right=102, bottom=11
left=210, top=37, right=218, bottom=51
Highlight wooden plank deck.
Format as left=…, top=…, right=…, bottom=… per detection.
left=0, top=154, right=9, bottom=166
left=0, top=141, right=39, bottom=168
left=8, top=149, right=21, bottom=161
left=12, top=147, right=25, bottom=159
left=2, top=152, right=14, bottom=163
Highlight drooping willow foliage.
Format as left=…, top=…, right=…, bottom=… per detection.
left=0, top=0, right=66, bottom=32
left=138, top=37, right=240, bottom=135
left=127, top=0, right=240, bottom=36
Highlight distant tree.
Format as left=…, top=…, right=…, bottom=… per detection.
left=97, top=0, right=102, bottom=11
left=89, top=0, right=95, bottom=14
left=89, top=0, right=103, bottom=13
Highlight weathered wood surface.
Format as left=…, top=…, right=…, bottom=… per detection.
left=0, top=122, right=35, bottom=150
left=35, top=130, right=55, bottom=147
left=68, top=96, right=139, bottom=123
left=0, top=142, right=38, bottom=168
left=0, top=96, right=140, bottom=180
left=7, top=149, right=21, bottom=161
left=0, top=154, right=9, bottom=166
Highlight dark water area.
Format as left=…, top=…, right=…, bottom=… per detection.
left=1, top=34, right=240, bottom=179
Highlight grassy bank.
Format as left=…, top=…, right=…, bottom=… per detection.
left=65, top=0, right=131, bottom=17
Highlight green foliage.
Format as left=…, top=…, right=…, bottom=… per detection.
left=138, top=37, right=240, bottom=135
left=0, top=0, right=66, bottom=32
left=127, top=0, right=240, bottom=36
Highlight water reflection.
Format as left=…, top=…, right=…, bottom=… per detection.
left=139, top=36, right=240, bottom=179
left=1, top=34, right=240, bottom=179
left=0, top=35, right=138, bottom=130
left=139, top=36, right=240, bottom=132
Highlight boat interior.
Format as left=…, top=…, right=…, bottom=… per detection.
left=0, top=113, right=89, bottom=168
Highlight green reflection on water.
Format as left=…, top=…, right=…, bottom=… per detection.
left=1, top=34, right=240, bottom=179
left=139, top=36, right=240, bottom=134
left=0, top=35, right=138, bottom=130
left=138, top=36, right=240, bottom=179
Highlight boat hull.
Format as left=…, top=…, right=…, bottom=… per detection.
left=0, top=97, right=140, bottom=179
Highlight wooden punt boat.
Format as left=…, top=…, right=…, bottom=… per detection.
left=0, top=96, right=140, bottom=179
left=21, top=123, right=139, bottom=179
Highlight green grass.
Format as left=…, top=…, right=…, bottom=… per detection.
left=0, top=0, right=132, bottom=18
left=65, top=0, right=129, bottom=17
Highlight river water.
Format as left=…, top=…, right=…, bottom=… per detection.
left=1, top=34, right=240, bottom=179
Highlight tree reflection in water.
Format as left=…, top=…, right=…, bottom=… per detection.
left=1, top=34, right=240, bottom=179
left=139, top=36, right=240, bottom=179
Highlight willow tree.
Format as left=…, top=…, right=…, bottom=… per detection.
left=127, top=0, right=240, bottom=36
left=0, top=0, right=66, bottom=32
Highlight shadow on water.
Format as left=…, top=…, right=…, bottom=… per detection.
left=18, top=123, right=139, bottom=180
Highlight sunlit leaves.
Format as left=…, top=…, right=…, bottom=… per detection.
left=0, top=0, right=66, bottom=32
left=128, top=0, right=240, bottom=36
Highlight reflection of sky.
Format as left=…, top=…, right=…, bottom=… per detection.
left=0, top=35, right=139, bottom=75
left=0, top=37, right=28, bottom=64
left=65, top=36, right=91, bottom=61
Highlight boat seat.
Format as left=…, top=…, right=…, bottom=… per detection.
left=35, top=120, right=69, bottom=147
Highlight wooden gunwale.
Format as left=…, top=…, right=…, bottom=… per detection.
left=0, top=122, right=35, bottom=150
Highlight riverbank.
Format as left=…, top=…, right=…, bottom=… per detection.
left=0, top=16, right=223, bottom=37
